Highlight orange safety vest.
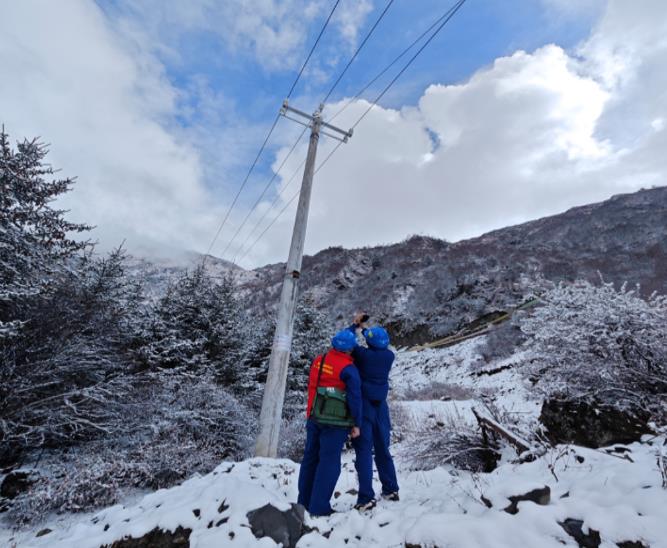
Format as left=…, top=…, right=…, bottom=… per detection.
left=306, top=349, right=353, bottom=418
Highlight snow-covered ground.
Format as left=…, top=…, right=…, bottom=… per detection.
left=4, top=440, right=665, bottom=548
left=3, top=341, right=666, bottom=547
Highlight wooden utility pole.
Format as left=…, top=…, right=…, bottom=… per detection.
left=255, top=101, right=352, bottom=458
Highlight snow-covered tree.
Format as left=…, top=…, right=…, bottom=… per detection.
left=521, top=280, right=667, bottom=421
left=137, top=266, right=244, bottom=384
left=0, top=129, right=144, bottom=463
left=1, top=247, right=143, bottom=460
left=288, top=295, right=331, bottom=391
left=0, top=129, right=90, bottom=341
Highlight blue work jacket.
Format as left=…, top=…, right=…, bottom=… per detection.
left=346, top=325, right=395, bottom=402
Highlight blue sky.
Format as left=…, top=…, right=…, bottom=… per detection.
left=95, top=0, right=603, bottom=207
left=4, top=0, right=664, bottom=266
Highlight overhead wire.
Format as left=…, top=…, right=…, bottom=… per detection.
left=287, top=0, right=342, bottom=99
left=352, top=0, right=467, bottom=130
left=222, top=0, right=395, bottom=261
left=203, top=0, right=342, bottom=260
left=237, top=140, right=344, bottom=263
left=321, top=0, right=395, bottom=104
left=232, top=156, right=307, bottom=264
left=327, top=0, right=464, bottom=124
left=219, top=125, right=308, bottom=259
left=235, top=0, right=468, bottom=264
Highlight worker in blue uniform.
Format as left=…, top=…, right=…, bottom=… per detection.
left=347, top=314, right=400, bottom=510
left=297, top=329, right=363, bottom=517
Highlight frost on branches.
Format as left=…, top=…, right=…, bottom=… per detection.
left=521, top=280, right=667, bottom=422
left=0, top=129, right=90, bottom=339
left=135, top=265, right=245, bottom=386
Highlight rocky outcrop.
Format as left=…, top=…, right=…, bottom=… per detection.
left=540, top=398, right=652, bottom=448
left=134, top=187, right=667, bottom=345
left=503, top=486, right=551, bottom=515
left=1, top=471, right=35, bottom=499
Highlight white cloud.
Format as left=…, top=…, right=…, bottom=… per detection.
left=3, top=0, right=665, bottom=268
left=0, top=0, right=218, bottom=254
left=333, top=0, right=375, bottom=49
left=107, top=0, right=375, bottom=72
left=238, top=0, right=667, bottom=267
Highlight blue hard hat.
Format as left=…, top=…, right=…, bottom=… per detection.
left=363, top=326, right=390, bottom=349
left=331, top=330, right=356, bottom=352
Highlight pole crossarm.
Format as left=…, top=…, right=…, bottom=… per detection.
left=281, top=99, right=353, bottom=142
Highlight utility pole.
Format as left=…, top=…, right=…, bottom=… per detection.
left=255, top=100, right=353, bottom=458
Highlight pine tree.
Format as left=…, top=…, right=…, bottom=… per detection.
left=285, top=295, right=332, bottom=412
left=0, top=129, right=142, bottom=463
left=137, top=266, right=244, bottom=382
left=0, top=128, right=90, bottom=342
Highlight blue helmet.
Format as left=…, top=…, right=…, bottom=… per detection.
left=331, top=330, right=357, bottom=352
left=363, top=326, right=390, bottom=349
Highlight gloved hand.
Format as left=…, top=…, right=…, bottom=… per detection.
left=353, top=312, right=369, bottom=328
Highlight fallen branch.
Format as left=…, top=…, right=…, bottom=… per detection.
left=472, top=407, right=532, bottom=455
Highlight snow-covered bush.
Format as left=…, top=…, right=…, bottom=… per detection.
left=476, top=320, right=526, bottom=364
left=1, top=247, right=143, bottom=462
left=402, top=418, right=493, bottom=472
left=136, top=266, right=244, bottom=385
left=7, top=367, right=255, bottom=524
left=401, top=382, right=474, bottom=402
left=277, top=415, right=307, bottom=462
left=521, top=280, right=667, bottom=422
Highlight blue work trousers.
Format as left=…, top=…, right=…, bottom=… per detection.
left=297, top=419, right=349, bottom=515
left=352, top=399, right=399, bottom=504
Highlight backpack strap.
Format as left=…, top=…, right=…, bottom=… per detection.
left=315, top=351, right=328, bottom=388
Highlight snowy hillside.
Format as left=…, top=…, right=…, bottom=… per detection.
left=4, top=340, right=666, bottom=548
left=129, top=187, right=667, bottom=346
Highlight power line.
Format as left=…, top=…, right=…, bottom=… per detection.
left=322, top=0, right=395, bottom=104
left=231, top=0, right=394, bottom=264
left=231, top=156, right=307, bottom=264
left=238, top=140, right=344, bottom=263
left=204, top=113, right=281, bottom=258
left=203, top=0, right=341, bottom=259
left=287, top=0, right=342, bottom=99
left=353, top=0, right=467, bottom=129
left=219, top=125, right=308, bottom=259
left=327, top=0, right=464, bottom=124
left=235, top=0, right=469, bottom=264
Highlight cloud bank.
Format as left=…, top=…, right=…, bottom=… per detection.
left=1, top=0, right=665, bottom=268
left=239, top=0, right=667, bottom=267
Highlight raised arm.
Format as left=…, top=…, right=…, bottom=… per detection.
left=340, top=364, right=363, bottom=428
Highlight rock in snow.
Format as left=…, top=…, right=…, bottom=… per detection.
left=540, top=398, right=653, bottom=448
left=246, top=503, right=307, bottom=548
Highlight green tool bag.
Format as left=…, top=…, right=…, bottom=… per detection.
left=311, top=353, right=355, bottom=428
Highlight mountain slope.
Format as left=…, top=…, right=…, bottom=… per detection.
left=130, top=187, right=666, bottom=346
left=240, top=186, right=667, bottom=344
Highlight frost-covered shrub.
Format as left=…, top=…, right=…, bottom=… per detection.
left=6, top=368, right=256, bottom=524
left=136, top=267, right=244, bottom=385
left=476, top=320, right=526, bottom=363
left=1, top=248, right=142, bottom=462
left=401, top=382, right=474, bottom=402
left=288, top=296, right=331, bottom=394
left=277, top=416, right=307, bottom=462
left=402, top=415, right=494, bottom=472
left=521, top=281, right=667, bottom=422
